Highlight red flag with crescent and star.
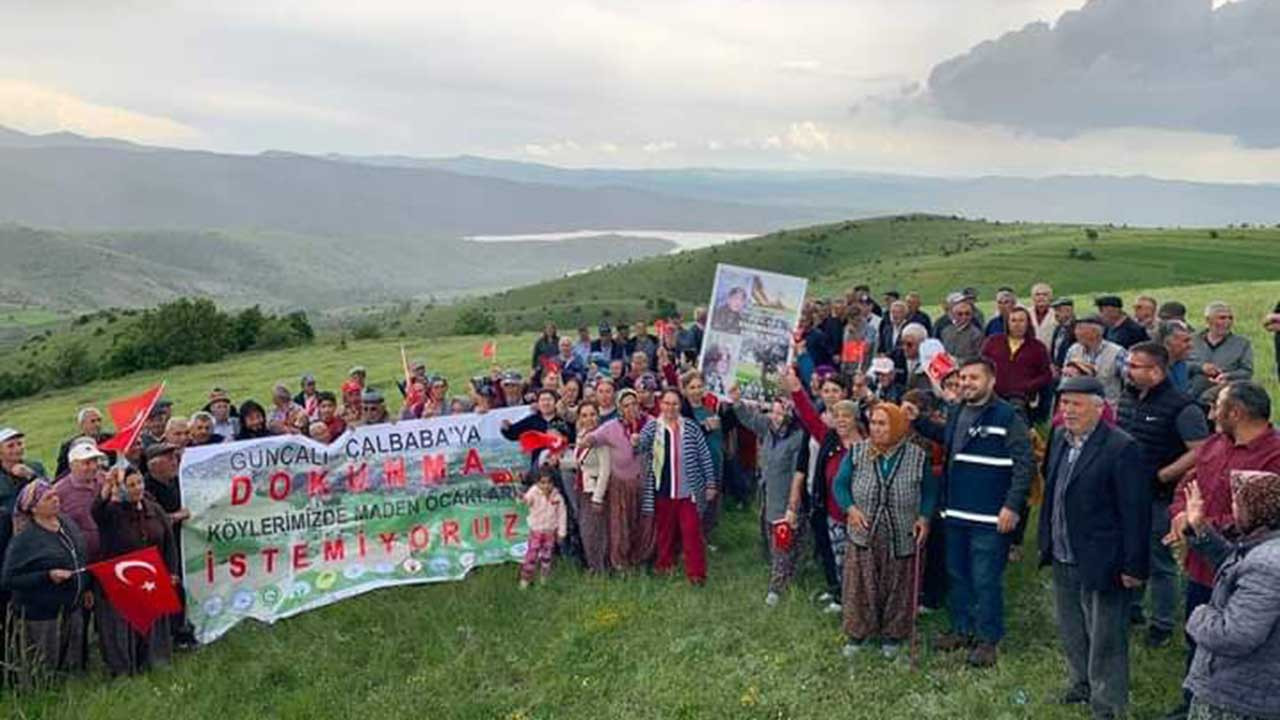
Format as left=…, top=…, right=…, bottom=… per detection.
left=86, top=545, right=182, bottom=635
left=97, top=382, right=166, bottom=454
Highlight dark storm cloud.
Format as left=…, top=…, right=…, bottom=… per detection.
left=922, top=0, right=1280, bottom=147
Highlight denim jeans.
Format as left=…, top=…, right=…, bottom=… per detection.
left=945, top=520, right=1010, bottom=644
left=1131, top=498, right=1178, bottom=631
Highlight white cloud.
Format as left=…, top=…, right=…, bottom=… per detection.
left=642, top=140, right=677, bottom=154
left=0, top=78, right=200, bottom=145
left=784, top=121, right=831, bottom=151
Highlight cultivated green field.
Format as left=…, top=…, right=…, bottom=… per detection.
left=0, top=277, right=1277, bottom=719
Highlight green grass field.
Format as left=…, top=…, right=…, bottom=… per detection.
left=0, top=276, right=1277, bottom=719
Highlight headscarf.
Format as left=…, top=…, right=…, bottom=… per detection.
left=869, top=402, right=910, bottom=458
left=12, top=479, right=53, bottom=534
left=1231, top=471, right=1280, bottom=536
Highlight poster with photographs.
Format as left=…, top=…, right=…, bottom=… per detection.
left=699, top=263, right=808, bottom=401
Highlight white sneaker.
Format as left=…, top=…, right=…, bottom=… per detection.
left=841, top=642, right=865, bottom=658
left=823, top=602, right=843, bottom=615
left=880, top=642, right=901, bottom=659
left=764, top=592, right=780, bottom=607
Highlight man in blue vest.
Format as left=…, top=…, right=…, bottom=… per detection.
left=911, top=357, right=1034, bottom=667
left=1116, top=342, right=1209, bottom=648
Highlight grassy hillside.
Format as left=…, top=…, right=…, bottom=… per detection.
left=0, top=278, right=1276, bottom=719
left=397, top=216, right=1280, bottom=336
left=0, top=224, right=676, bottom=313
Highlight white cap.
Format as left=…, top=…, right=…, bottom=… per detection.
left=870, top=357, right=895, bottom=375
left=68, top=443, right=106, bottom=462
left=0, top=427, right=22, bottom=444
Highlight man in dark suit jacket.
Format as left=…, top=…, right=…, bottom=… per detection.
left=1038, top=376, right=1150, bottom=720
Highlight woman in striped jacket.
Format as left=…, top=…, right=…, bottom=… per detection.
left=634, top=388, right=719, bottom=584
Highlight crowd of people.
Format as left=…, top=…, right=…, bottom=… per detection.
left=1, top=289, right=1279, bottom=720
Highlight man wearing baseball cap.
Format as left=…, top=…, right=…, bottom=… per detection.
left=1040, top=375, right=1150, bottom=719
left=53, top=442, right=108, bottom=562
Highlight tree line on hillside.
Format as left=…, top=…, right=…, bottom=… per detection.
left=0, top=299, right=313, bottom=401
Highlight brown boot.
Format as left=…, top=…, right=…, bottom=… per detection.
left=966, top=643, right=998, bottom=668
left=934, top=632, right=973, bottom=652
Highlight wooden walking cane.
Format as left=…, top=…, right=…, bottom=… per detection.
left=909, top=542, right=925, bottom=670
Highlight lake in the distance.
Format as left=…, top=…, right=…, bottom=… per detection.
left=464, top=229, right=756, bottom=252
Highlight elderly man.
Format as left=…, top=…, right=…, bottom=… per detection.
left=55, top=407, right=116, bottom=478
left=984, top=288, right=1018, bottom=337
left=878, top=300, right=911, bottom=353
left=139, top=398, right=173, bottom=449
left=188, top=411, right=224, bottom=446
left=267, top=383, right=304, bottom=434
left=294, top=374, right=320, bottom=418
left=1049, top=298, right=1078, bottom=371
left=1116, top=342, right=1209, bottom=648
left=551, top=336, right=586, bottom=382
left=1029, top=283, right=1059, bottom=347
left=1064, top=316, right=1127, bottom=404
left=163, top=417, right=191, bottom=449
left=891, top=323, right=932, bottom=393
left=939, top=299, right=985, bottom=362
left=205, top=388, right=238, bottom=440
left=53, top=442, right=107, bottom=562
left=1187, top=301, right=1254, bottom=403
left=904, top=291, right=933, bottom=334
left=1040, top=376, right=1150, bottom=720
left=933, top=292, right=962, bottom=338
left=1155, top=320, right=1196, bottom=393
left=1133, top=296, right=1158, bottom=334
left=358, top=388, right=390, bottom=426
left=1095, top=296, right=1149, bottom=349
left=141, top=442, right=194, bottom=647
left=590, top=323, right=625, bottom=362
left=0, top=427, right=47, bottom=541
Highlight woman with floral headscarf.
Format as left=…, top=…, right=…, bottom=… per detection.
left=1, top=479, right=92, bottom=680
left=1180, top=471, right=1280, bottom=720
left=832, top=402, right=938, bottom=659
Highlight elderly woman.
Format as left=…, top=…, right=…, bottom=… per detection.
left=789, top=370, right=863, bottom=612
left=570, top=401, right=611, bottom=573
left=724, top=379, right=807, bottom=605
left=91, top=466, right=178, bottom=675
left=579, top=389, right=652, bottom=571
left=2, top=480, right=92, bottom=681
left=833, top=402, right=938, bottom=659
left=1180, top=471, right=1280, bottom=720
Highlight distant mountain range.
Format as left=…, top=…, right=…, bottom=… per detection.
left=2, top=124, right=1277, bottom=315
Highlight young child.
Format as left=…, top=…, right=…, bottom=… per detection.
left=519, top=465, right=568, bottom=588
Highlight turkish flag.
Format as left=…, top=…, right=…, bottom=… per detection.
left=86, top=545, right=182, bottom=635
left=926, top=351, right=957, bottom=383
left=97, top=382, right=166, bottom=453
left=481, top=341, right=496, bottom=360
left=518, top=430, right=567, bottom=456
left=841, top=340, right=868, bottom=364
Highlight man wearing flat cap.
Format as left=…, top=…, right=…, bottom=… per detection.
left=1064, top=315, right=1128, bottom=403
left=1095, top=296, right=1149, bottom=349
left=1040, top=376, right=1150, bottom=720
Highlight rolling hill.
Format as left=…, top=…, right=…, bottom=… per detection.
left=389, top=215, right=1280, bottom=336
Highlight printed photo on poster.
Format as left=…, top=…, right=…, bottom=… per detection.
left=699, top=264, right=807, bottom=401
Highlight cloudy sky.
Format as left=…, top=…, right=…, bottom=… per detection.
left=3, top=0, right=1277, bottom=181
